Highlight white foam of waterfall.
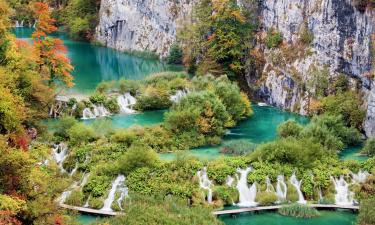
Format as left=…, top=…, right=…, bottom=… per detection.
left=289, top=173, right=306, bottom=204
left=70, top=163, right=78, bottom=176
left=15, top=20, right=24, bottom=27
left=170, top=90, right=188, bottom=103
left=101, top=175, right=126, bottom=212
left=265, top=177, right=275, bottom=192
left=58, top=181, right=78, bottom=204
left=83, top=196, right=90, bottom=207
left=52, top=143, right=68, bottom=173
left=82, top=105, right=111, bottom=119
left=117, top=186, right=129, bottom=211
left=331, top=176, right=354, bottom=206
left=235, top=167, right=257, bottom=207
left=276, top=175, right=287, bottom=202
left=117, top=92, right=137, bottom=114
left=351, top=170, right=370, bottom=184
left=197, top=167, right=213, bottom=204
left=226, top=175, right=235, bottom=187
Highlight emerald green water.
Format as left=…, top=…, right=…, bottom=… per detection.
left=220, top=210, right=357, bottom=225
left=13, top=27, right=182, bottom=93
left=340, top=145, right=368, bottom=161
left=160, top=105, right=309, bottom=160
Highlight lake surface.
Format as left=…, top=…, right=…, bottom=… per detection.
left=13, top=27, right=182, bottom=93
left=220, top=210, right=357, bottom=225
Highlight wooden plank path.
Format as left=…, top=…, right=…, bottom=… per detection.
left=213, top=204, right=359, bottom=216
left=59, top=204, right=124, bottom=216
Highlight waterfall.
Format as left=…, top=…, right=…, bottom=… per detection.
left=82, top=105, right=110, bottom=119
left=52, top=143, right=68, bottom=173
left=170, top=90, right=188, bottom=103
left=331, top=176, right=354, bottom=206
left=117, top=92, right=137, bottom=114
left=351, top=170, right=369, bottom=184
left=197, top=167, right=213, bottom=204
left=101, top=175, right=126, bottom=212
left=236, top=167, right=257, bottom=207
left=276, top=175, right=287, bottom=202
left=265, top=177, right=275, bottom=192
left=289, top=173, right=306, bottom=204
left=226, top=175, right=235, bottom=187
left=70, top=163, right=78, bottom=176
left=117, top=185, right=129, bottom=211
left=15, top=20, right=24, bottom=27
left=58, top=181, right=78, bottom=204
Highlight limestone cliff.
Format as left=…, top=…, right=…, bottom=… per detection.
left=95, top=0, right=194, bottom=57
left=96, top=0, right=374, bottom=136
left=254, top=0, right=374, bottom=136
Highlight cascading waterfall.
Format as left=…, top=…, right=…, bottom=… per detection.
left=70, top=163, right=78, bottom=176
left=116, top=185, right=129, bottom=211
left=265, top=177, right=275, bottom=192
left=59, top=173, right=90, bottom=205
left=197, top=167, right=213, bottom=204
left=170, top=90, right=188, bottom=103
left=289, top=173, right=306, bottom=204
left=351, top=170, right=370, bottom=184
left=117, top=92, right=137, bottom=114
left=101, top=175, right=126, bottom=211
left=276, top=175, right=287, bottom=202
left=82, top=105, right=111, bottom=119
left=331, top=176, right=354, bottom=206
left=226, top=175, right=234, bottom=187
left=15, top=20, right=24, bottom=27
left=52, top=143, right=68, bottom=173
left=236, top=167, right=257, bottom=207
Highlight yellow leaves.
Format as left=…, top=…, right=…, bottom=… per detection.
left=211, top=0, right=246, bottom=23
left=240, top=92, right=253, bottom=116
left=231, top=10, right=246, bottom=23
left=0, top=195, right=26, bottom=216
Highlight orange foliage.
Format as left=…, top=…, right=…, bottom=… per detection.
left=31, top=2, right=74, bottom=87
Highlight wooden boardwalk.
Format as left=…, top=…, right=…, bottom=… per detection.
left=59, top=204, right=124, bottom=216
left=59, top=203, right=359, bottom=217
left=213, top=204, right=359, bottom=216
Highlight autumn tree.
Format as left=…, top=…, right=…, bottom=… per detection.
left=31, top=2, right=74, bottom=87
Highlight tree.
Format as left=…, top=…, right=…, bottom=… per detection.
left=277, top=120, right=303, bottom=138
left=362, top=138, right=375, bottom=157
left=179, top=0, right=254, bottom=78
left=167, top=44, right=183, bottom=64
left=31, top=2, right=74, bottom=87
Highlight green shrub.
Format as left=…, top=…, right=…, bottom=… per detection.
left=299, top=26, right=314, bottom=45
left=278, top=204, right=320, bottom=218
left=358, top=197, right=375, bottom=225
left=265, top=29, right=283, bottom=49
left=119, top=143, right=159, bottom=174
left=213, top=186, right=238, bottom=205
left=362, top=138, right=375, bottom=157
left=118, top=79, right=140, bottom=95
left=65, top=190, right=84, bottom=206
left=88, top=197, right=104, bottom=209
left=53, top=116, right=78, bottom=139
left=277, top=120, right=303, bottom=138
left=89, top=93, right=107, bottom=105
left=104, top=97, right=120, bottom=113
left=256, top=191, right=278, bottom=206
left=135, top=86, right=172, bottom=110
left=220, top=140, right=256, bottom=156
left=167, top=44, right=183, bottom=64
left=83, top=176, right=112, bottom=198
left=67, top=123, right=96, bottom=145
left=286, top=182, right=299, bottom=202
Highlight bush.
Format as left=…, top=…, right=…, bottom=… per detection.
left=357, top=197, right=375, bottom=225
left=299, top=26, right=314, bottom=45
left=213, top=186, right=239, bottom=205
left=362, top=138, right=375, bottom=157
left=265, top=29, right=283, bottom=49
left=135, top=86, right=172, bottom=110
left=67, top=123, right=96, bottom=145
left=65, top=190, right=84, bottom=206
left=53, top=116, right=78, bottom=139
left=277, top=120, right=303, bottom=138
left=278, top=204, right=320, bottom=218
left=93, top=195, right=223, bottom=225
left=118, top=79, right=140, bottom=95
left=83, top=176, right=112, bottom=198
left=88, top=197, right=104, bottom=209
left=220, top=140, right=256, bottom=156
left=89, top=93, right=107, bottom=105
left=104, top=97, right=120, bottom=113
left=256, top=192, right=278, bottom=206
left=166, top=44, right=183, bottom=64
left=119, top=143, right=159, bottom=174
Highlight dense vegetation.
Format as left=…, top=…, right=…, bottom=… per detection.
left=0, top=1, right=75, bottom=224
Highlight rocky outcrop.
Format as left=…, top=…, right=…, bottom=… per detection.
left=254, top=0, right=374, bottom=136
left=95, top=0, right=194, bottom=58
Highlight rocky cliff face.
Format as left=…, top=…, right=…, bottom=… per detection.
left=255, top=0, right=374, bottom=136
left=96, top=0, right=374, bottom=136
left=95, top=0, right=194, bottom=57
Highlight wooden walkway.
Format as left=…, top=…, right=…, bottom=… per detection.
left=213, top=204, right=359, bottom=216
left=59, top=203, right=359, bottom=217
left=59, top=204, right=124, bottom=216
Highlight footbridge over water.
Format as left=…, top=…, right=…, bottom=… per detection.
left=59, top=203, right=359, bottom=217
